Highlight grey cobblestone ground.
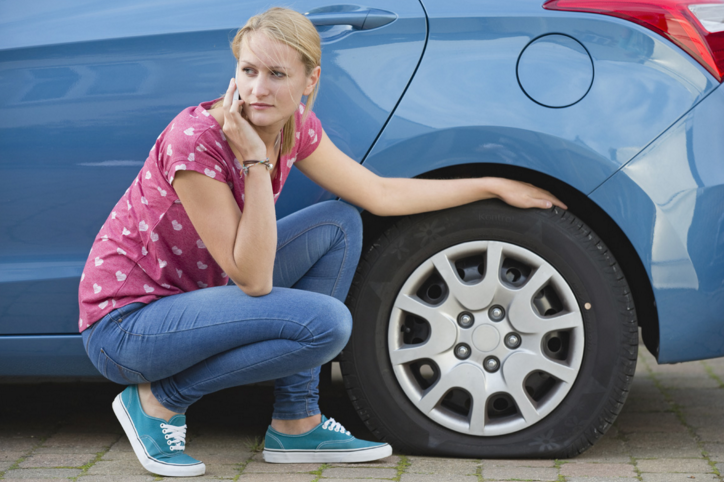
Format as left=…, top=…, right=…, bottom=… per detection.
left=2, top=345, right=724, bottom=481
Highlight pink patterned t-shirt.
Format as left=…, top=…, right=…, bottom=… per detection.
left=77, top=99, right=322, bottom=332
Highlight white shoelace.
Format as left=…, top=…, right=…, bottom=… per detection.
left=160, top=423, right=187, bottom=451
left=322, top=418, right=351, bottom=435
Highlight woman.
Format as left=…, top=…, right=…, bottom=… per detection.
left=78, top=6, right=566, bottom=478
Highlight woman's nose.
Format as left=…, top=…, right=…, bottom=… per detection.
left=251, top=76, right=271, bottom=98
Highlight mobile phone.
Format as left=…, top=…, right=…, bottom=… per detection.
left=234, top=66, right=241, bottom=102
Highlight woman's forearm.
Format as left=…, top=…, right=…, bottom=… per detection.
left=375, top=177, right=500, bottom=216
left=374, top=176, right=564, bottom=216
left=232, top=165, right=277, bottom=296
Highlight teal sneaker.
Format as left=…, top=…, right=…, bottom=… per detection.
left=262, top=415, right=392, bottom=463
left=112, top=385, right=205, bottom=477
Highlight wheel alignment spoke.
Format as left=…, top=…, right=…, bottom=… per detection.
left=500, top=353, right=542, bottom=423
left=417, top=364, right=488, bottom=416
left=429, top=242, right=505, bottom=311
left=507, top=264, right=554, bottom=334
left=391, top=294, right=457, bottom=365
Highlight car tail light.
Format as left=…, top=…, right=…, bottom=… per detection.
left=543, top=0, right=724, bottom=82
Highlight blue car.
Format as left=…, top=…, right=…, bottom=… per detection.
left=1, top=0, right=723, bottom=458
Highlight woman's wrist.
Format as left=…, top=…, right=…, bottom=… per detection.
left=242, top=158, right=273, bottom=176
left=478, top=176, right=504, bottom=201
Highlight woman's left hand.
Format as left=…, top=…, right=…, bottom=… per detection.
left=491, top=177, right=568, bottom=210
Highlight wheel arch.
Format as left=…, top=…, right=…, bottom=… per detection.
left=358, top=162, right=659, bottom=358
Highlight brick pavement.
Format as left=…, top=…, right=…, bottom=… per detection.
left=1, top=345, right=724, bottom=481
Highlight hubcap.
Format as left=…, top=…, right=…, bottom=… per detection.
left=388, top=241, right=584, bottom=436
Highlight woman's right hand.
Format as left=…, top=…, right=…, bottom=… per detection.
left=222, top=78, right=266, bottom=161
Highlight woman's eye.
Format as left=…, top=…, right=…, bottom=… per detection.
left=242, top=68, right=255, bottom=76
left=272, top=71, right=286, bottom=78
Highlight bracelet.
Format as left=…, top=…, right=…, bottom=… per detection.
left=241, top=158, right=273, bottom=176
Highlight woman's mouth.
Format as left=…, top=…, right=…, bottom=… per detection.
left=250, top=103, right=273, bottom=110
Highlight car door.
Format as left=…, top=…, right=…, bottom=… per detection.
left=0, top=0, right=425, bottom=345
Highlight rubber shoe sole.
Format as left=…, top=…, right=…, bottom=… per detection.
left=112, top=393, right=206, bottom=477
left=262, top=443, right=392, bottom=463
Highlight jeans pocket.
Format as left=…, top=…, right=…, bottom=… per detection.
left=98, top=348, right=150, bottom=385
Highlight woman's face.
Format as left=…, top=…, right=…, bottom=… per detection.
left=236, top=32, right=319, bottom=129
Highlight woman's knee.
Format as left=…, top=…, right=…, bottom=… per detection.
left=310, top=296, right=353, bottom=356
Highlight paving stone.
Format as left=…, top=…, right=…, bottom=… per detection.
left=0, top=479, right=71, bottom=482
left=3, top=468, right=82, bottom=478
left=566, top=478, right=639, bottom=482
left=636, top=459, right=712, bottom=473
left=482, top=466, right=559, bottom=480
left=105, top=437, right=134, bottom=453
left=242, top=462, right=319, bottom=473
left=680, top=413, right=724, bottom=428
left=202, top=464, right=240, bottom=477
left=327, top=455, right=400, bottom=468
left=160, top=478, right=229, bottom=481
left=481, top=459, right=555, bottom=467
left=668, top=390, right=724, bottom=410
left=185, top=434, right=257, bottom=453
left=568, top=438, right=631, bottom=464
left=237, top=475, right=315, bottom=482
left=100, top=449, right=138, bottom=461
left=648, top=363, right=709, bottom=376
left=322, top=467, right=398, bottom=478
left=18, top=453, right=96, bottom=468
left=623, top=397, right=671, bottom=412
left=78, top=477, right=157, bottom=482
left=399, top=475, right=478, bottom=482
left=561, top=463, right=636, bottom=477
left=625, top=433, right=702, bottom=458
left=702, top=444, right=724, bottom=462
left=194, top=453, right=250, bottom=465
left=641, top=474, right=718, bottom=482
left=86, top=460, right=155, bottom=476
left=40, top=432, right=119, bottom=450
left=692, top=427, right=724, bottom=443
left=657, top=377, right=720, bottom=390
left=0, top=437, right=39, bottom=452
left=616, top=413, right=687, bottom=433
left=0, top=451, right=24, bottom=462
left=407, top=456, right=480, bottom=474
left=31, top=446, right=105, bottom=455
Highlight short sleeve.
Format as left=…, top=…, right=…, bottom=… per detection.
left=160, top=125, right=230, bottom=186
left=295, top=107, right=323, bottom=161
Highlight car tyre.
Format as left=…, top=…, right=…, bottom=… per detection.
left=340, top=200, right=638, bottom=457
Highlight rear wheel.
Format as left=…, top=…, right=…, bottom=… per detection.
left=340, top=201, right=638, bottom=457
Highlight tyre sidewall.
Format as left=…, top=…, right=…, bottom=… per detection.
left=345, top=201, right=633, bottom=457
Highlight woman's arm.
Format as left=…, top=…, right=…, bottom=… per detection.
left=295, top=129, right=567, bottom=216
left=174, top=165, right=275, bottom=297
left=173, top=79, right=276, bottom=296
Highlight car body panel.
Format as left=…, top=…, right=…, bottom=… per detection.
left=0, top=0, right=426, bottom=339
left=363, top=0, right=716, bottom=195
left=359, top=0, right=722, bottom=364
left=590, top=83, right=724, bottom=363
left=1, top=0, right=722, bottom=376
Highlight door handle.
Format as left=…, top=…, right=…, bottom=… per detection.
left=305, top=8, right=397, bottom=30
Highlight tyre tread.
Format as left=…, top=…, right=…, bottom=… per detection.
left=340, top=205, right=639, bottom=458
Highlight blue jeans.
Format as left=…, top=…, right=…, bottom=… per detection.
left=82, top=200, right=363, bottom=419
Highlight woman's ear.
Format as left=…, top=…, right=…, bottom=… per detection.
left=303, top=65, right=321, bottom=96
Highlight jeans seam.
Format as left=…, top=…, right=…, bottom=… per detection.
left=277, top=220, right=349, bottom=301
left=113, top=316, right=316, bottom=338
left=180, top=335, right=318, bottom=393
left=272, top=407, right=321, bottom=419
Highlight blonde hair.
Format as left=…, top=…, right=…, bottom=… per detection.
left=213, top=7, right=321, bottom=156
